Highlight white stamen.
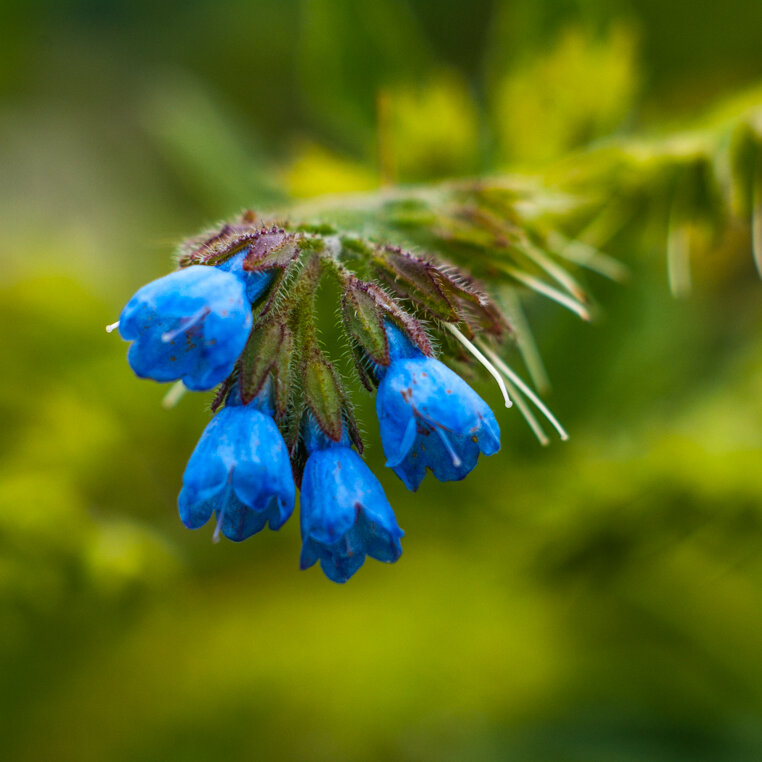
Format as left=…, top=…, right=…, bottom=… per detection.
left=445, top=324, right=512, bottom=408
left=477, top=341, right=569, bottom=442
left=161, top=307, right=208, bottom=343
left=105, top=321, right=120, bottom=333
left=434, top=426, right=462, bottom=468
left=162, top=381, right=187, bottom=409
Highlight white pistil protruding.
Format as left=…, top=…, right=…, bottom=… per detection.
left=105, top=321, right=120, bottom=333
left=162, top=381, right=187, bottom=409
left=500, top=374, right=550, bottom=446
left=445, top=324, right=512, bottom=409
left=477, top=340, right=569, bottom=442
left=213, top=475, right=234, bottom=544
left=434, top=426, right=462, bottom=468
left=161, top=307, right=208, bottom=343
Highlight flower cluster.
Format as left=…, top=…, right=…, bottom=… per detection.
left=112, top=220, right=513, bottom=582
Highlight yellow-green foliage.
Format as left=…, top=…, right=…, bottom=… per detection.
left=494, top=25, right=640, bottom=165
left=387, top=73, right=481, bottom=181
left=282, top=141, right=379, bottom=197
left=2, top=1, right=762, bottom=760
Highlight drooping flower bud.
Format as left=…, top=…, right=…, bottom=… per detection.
left=118, top=265, right=252, bottom=391
left=178, top=383, right=296, bottom=542
left=299, top=418, right=403, bottom=583
left=375, top=321, right=500, bottom=491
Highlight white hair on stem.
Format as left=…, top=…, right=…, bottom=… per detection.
left=547, top=231, right=630, bottom=283
left=519, top=239, right=588, bottom=302
left=498, top=265, right=592, bottom=321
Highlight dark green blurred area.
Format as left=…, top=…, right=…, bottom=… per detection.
left=2, top=1, right=762, bottom=760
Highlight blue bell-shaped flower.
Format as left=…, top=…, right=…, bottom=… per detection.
left=118, top=264, right=257, bottom=391
left=178, top=385, right=295, bottom=541
left=376, top=322, right=500, bottom=491
left=299, top=419, right=403, bottom=583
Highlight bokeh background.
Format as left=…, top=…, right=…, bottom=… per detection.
left=3, top=0, right=762, bottom=759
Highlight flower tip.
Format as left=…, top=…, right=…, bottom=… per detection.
left=324, top=568, right=350, bottom=583
left=105, top=321, right=120, bottom=334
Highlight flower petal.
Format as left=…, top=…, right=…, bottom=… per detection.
left=118, top=265, right=252, bottom=390
left=319, top=547, right=366, bottom=584
left=300, top=449, right=359, bottom=544
left=178, top=485, right=215, bottom=530
left=299, top=445, right=403, bottom=582
left=218, top=493, right=270, bottom=542
left=377, top=354, right=500, bottom=490
left=178, top=405, right=296, bottom=539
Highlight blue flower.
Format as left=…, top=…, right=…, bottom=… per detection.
left=376, top=322, right=500, bottom=491
left=118, top=265, right=253, bottom=391
left=178, top=390, right=295, bottom=541
left=299, top=422, right=403, bottom=583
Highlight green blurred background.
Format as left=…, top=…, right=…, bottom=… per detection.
left=2, top=1, right=762, bottom=759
